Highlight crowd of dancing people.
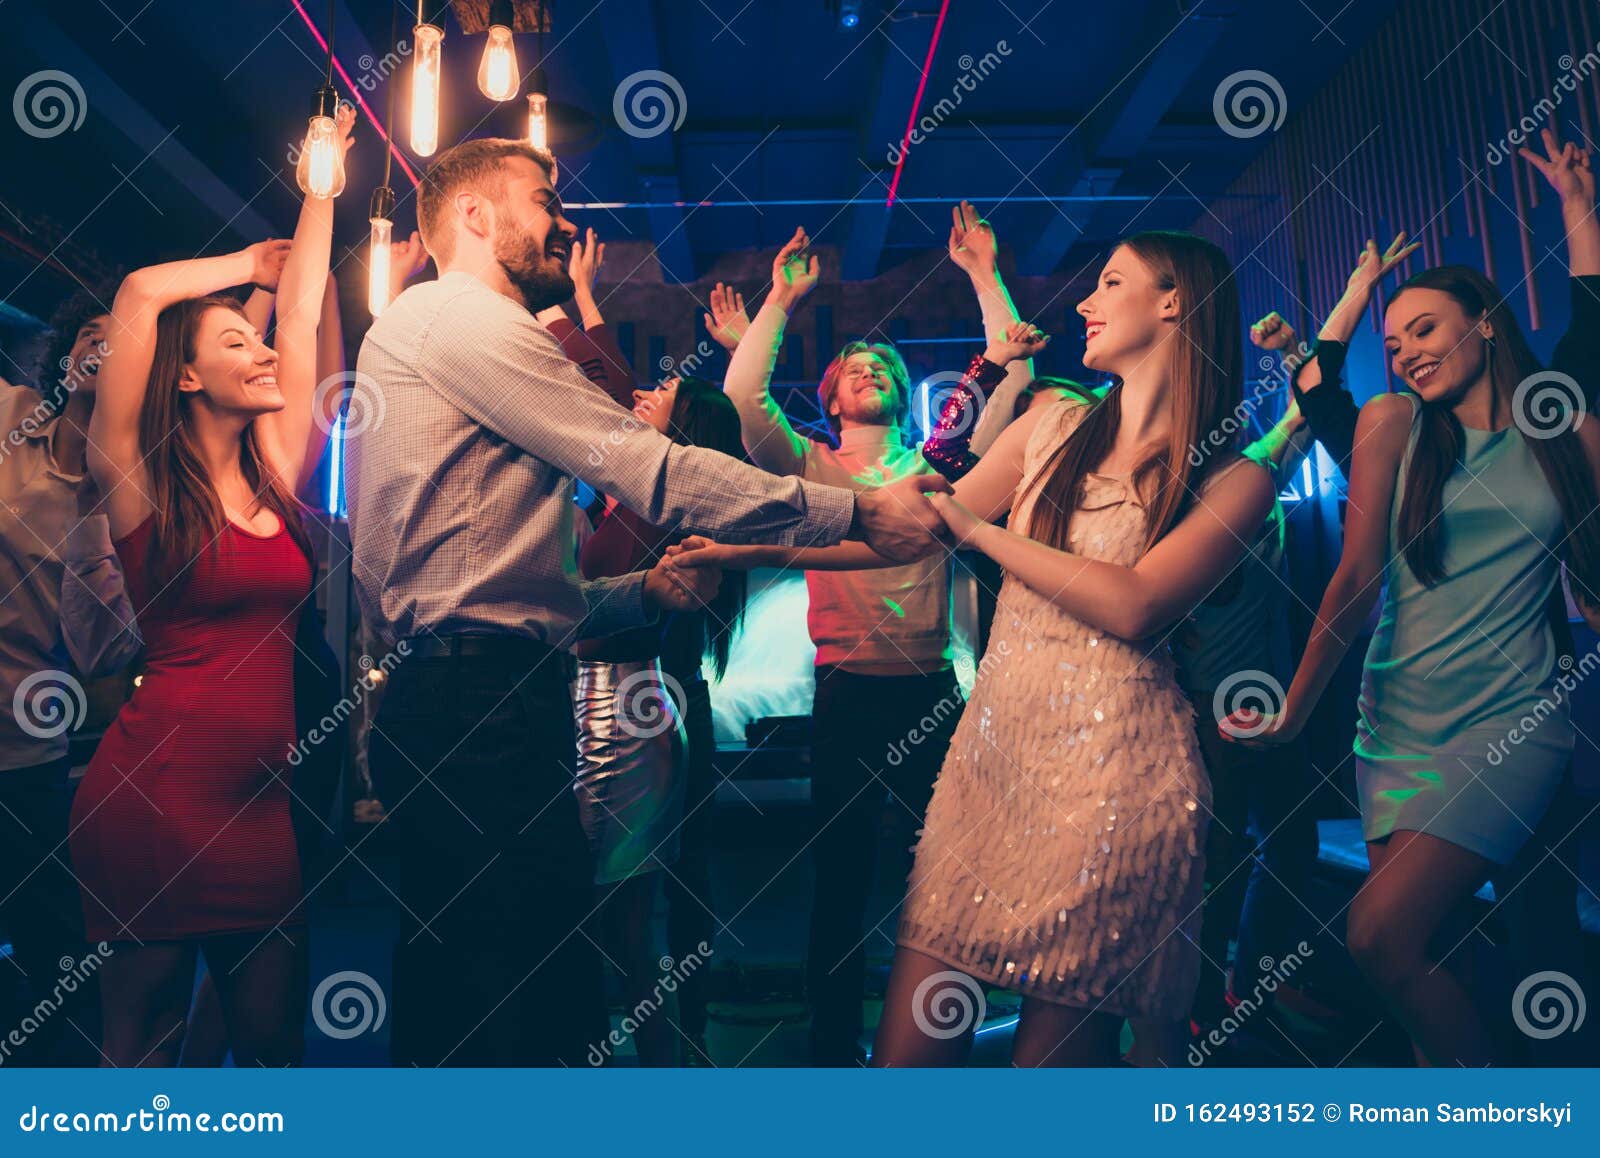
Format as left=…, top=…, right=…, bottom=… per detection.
left=2, top=103, right=1599, bottom=1069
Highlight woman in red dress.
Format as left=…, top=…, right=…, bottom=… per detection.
left=73, top=108, right=354, bottom=1067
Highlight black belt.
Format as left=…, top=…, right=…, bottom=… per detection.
left=397, top=634, right=565, bottom=668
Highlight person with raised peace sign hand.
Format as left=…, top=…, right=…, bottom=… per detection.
left=1222, top=125, right=1600, bottom=1067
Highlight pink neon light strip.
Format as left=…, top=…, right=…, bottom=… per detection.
left=885, top=0, right=951, bottom=208
left=290, top=0, right=421, bottom=188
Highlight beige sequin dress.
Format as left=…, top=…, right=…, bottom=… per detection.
left=897, top=401, right=1211, bottom=1020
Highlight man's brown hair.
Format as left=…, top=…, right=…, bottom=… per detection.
left=416, top=138, right=556, bottom=263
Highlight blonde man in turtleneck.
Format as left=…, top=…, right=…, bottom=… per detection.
left=720, top=221, right=1027, bottom=1064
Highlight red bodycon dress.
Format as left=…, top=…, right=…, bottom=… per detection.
left=70, top=514, right=311, bottom=942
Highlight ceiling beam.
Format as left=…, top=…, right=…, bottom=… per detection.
left=448, top=0, right=552, bottom=34
left=11, top=4, right=275, bottom=243
left=842, top=13, right=941, bottom=280
left=1020, top=9, right=1229, bottom=276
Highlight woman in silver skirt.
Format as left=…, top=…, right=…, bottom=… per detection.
left=573, top=373, right=748, bottom=1066
left=572, top=659, right=687, bottom=886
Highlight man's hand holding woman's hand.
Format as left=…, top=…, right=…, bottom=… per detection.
left=643, top=547, right=722, bottom=614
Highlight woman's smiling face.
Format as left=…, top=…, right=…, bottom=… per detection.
left=1384, top=286, right=1491, bottom=404
left=178, top=306, right=282, bottom=415
left=1076, top=244, right=1175, bottom=377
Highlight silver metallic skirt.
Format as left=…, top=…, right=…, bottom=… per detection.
left=571, top=659, right=685, bottom=885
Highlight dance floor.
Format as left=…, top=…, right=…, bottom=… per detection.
left=4, top=772, right=1595, bottom=1069
left=312, top=810, right=1600, bottom=1067
left=15, top=803, right=1583, bottom=1070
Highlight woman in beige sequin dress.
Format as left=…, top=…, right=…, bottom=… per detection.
left=870, top=231, right=1274, bottom=1067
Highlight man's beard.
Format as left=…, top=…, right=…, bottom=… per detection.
left=493, top=220, right=574, bottom=312
left=839, top=390, right=891, bottom=426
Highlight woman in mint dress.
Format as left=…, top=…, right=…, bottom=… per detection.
left=1228, top=129, right=1600, bottom=1066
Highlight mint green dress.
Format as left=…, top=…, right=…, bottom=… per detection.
left=1354, top=393, right=1573, bottom=864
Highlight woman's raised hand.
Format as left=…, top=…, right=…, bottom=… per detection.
left=983, top=320, right=1050, bottom=365
left=1521, top=125, right=1594, bottom=207
left=1249, top=311, right=1298, bottom=353
left=704, top=282, right=749, bottom=351
left=569, top=226, right=605, bottom=301
left=1344, top=232, right=1420, bottom=300
left=389, top=230, right=430, bottom=298
left=247, top=238, right=294, bottom=291
left=336, top=100, right=357, bottom=155
left=948, top=200, right=998, bottom=276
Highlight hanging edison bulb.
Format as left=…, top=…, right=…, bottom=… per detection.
left=295, top=86, right=346, bottom=199
left=478, top=27, right=518, bottom=100
left=368, top=186, right=396, bottom=317
left=526, top=91, right=548, bottom=150
left=478, top=2, right=519, bottom=101
left=525, top=67, right=549, bottom=151
left=411, top=20, right=444, bottom=157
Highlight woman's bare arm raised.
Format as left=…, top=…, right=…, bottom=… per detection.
left=89, top=239, right=291, bottom=538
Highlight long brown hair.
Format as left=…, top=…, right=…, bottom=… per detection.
left=137, top=296, right=311, bottom=600
left=1025, top=230, right=1244, bottom=553
left=1390, top=266, right=1599, bottom=606
left=665, top=376, right=747, bottom=678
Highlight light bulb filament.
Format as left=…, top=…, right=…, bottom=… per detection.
left=296, top=113, right=346, bottom=199
left=478, top=27, right=519, bottom=102
left=411, top=24, right=444, bottom=157
left=368, top=217, right=394, bottom=317
left=527, top=92, right=548, bottom=151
